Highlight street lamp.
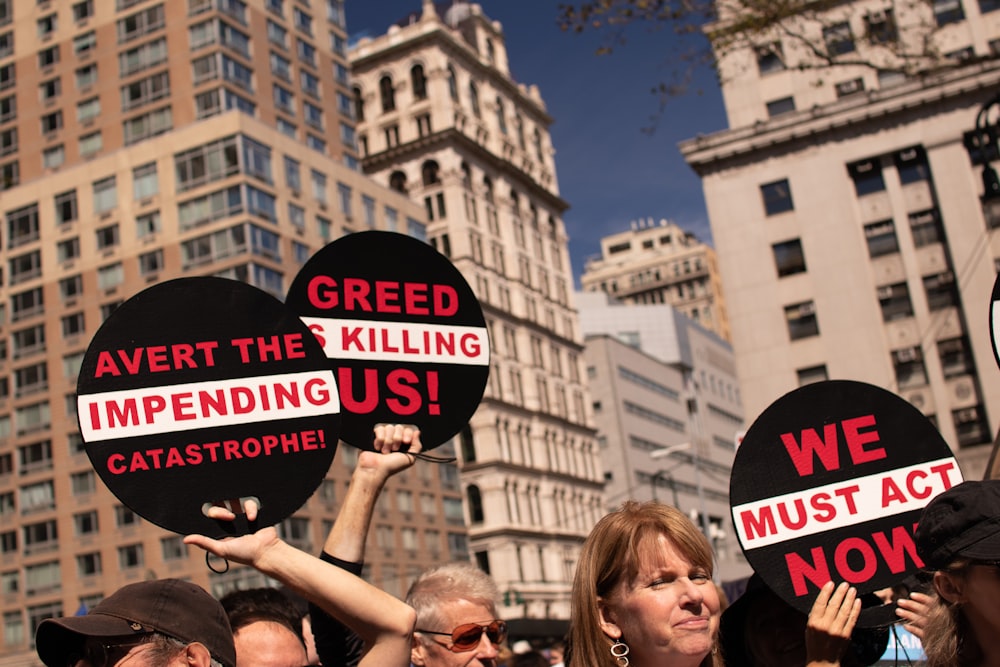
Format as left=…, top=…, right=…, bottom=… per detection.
left=650, top=442, right=711, bottom=541
left=649, top=443, right=690, bottom=506
left=963, top=92, right=1000, bottom=229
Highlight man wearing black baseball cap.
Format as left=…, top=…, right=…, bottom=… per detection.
left=912, top=479, right=1000, bottom=667
left=35, top=578, right=236, bottom=667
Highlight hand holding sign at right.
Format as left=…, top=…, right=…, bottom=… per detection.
left=805, top=581, right=861, bottom=667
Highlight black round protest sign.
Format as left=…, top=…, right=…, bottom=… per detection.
left=285, top=231, right=490, bottom=450
left=730, top=380, right=961, bottom=627
left=990, top=273, right=1000, bottom=371
left=76, top=277, right=340, bottom=537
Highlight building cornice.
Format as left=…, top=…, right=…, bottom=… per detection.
left=680, top=61, right=1000, bottom=174
left=362, top=127, right=570, bottom=213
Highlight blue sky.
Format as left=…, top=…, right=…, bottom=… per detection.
left=346, top=1, right=729, bottom=286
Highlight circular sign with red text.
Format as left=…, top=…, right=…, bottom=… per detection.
left=730, top=380, right=961, bottom=627
left=989, top=273, right=1000, bottom=370
left=286, top=231, right=490, bottom=450
left=76, top=278, right=340, bottom=537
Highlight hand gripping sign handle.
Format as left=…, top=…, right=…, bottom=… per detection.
left=200, top=497, right=262, bottom=574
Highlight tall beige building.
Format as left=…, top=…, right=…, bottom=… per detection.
left=0, top=0, right=469, bottom=661
left=580, top=219, right=731, bottom=341
left=349, top=0, right=600, bottom=624
left=681, top=2, right=1000, bottom=475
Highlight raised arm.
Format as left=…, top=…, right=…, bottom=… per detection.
left=184, top=527, right=415, bottom=667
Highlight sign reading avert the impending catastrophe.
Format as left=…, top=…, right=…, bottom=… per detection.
left=285, top=231, right=490, bottom=450
left=730, top=380, right=961, bottom=627
left=76, top=278, right=340, bottom=537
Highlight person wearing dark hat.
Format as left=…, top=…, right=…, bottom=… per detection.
left=718, top=574, right=888, bottom=667
left=35, top=578, right=236, bottom=667
left=913, top=479, right=1000, bottom=667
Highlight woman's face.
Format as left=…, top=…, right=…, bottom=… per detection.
left=956, top=563, right=1000, bottom=636
left=598, top=533, right=720, bottom=667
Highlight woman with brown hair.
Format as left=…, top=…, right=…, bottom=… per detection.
left=567, top=501, right=723, bottom=667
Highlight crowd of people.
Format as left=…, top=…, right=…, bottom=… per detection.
left=34, top=426, right=1000, bottom=667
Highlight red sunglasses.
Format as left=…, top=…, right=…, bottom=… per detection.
left=417, top=620, right=507, bottom=652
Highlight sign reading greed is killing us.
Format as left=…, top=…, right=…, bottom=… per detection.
left=76, top=278, right=341, bottom=537
left=730, top=380, right=961, bottom=627
left=285, top=231, right=490, bottom=450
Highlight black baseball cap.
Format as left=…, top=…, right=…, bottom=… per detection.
left=915, top=480, right=1000, bottom=570
left=35, top=578, right=235, bottom=667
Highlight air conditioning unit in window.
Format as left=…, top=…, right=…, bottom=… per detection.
left=877, top=285, right=894, bottom=299
left=867, top=9, right=887, bottom=23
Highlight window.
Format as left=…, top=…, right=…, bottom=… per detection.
left=267, top=19, right=287, bottom=47
left=797, top=365, right=829, bottom=386
left=118, top=4, right=165, bottom=43
left=9, top=250, right=41, bottom=284
left=469, top=81, right=481, bottom=117
left=297, top=38, right=317, bottom=66
left=80, top=131, right=103, bottom=157
left=71, top=470, right=95, bottom=495
left=304, top=101, right=323, bottom=128
left=923, top=272, right=958, bottom=310
left=7, top=204, right=39, bottom=248
left=11, top=287, right=43, bottom=321
left=865, top=9, right=897, bottom=42
left=933, top=0, right=965, bottom=24
left=37, top=14, right=57, bottom=38
left=73, top=0, right=95, bottom=22
left=77, top=553, right=101, bottom=577
left=311, top=170, right=327, bottom=204
left=23, top=519, right=58, bottom=553
left=761, top=179, right=793, bottom=215
left=0, top=95, right=14, bottom=123
left=823, top=21, right=855, bottom=54
left=139, top=250, right=163, bottom=275
left=773, top=239, right=806, bottom=276
left=337, top=183, right=352, bottom=217
left=77, top=97, right=101, bottom=123
left=73, top=511, right=99, bottom=535
left=288, top=204, right=305, bottom=231
left=96, top=224, right=120, bottom=250
left=380, top=75, right=395, bottom=112
left=939, top=337, right=974, bottom=378
left=38, top=46, right=59, bottom=69
left=119, top=37, right=168, bottom=77
left=132, top=163, right=159, bottom=200
left=62, top=312, right=85, bottom=337
left=849, top=159, right=885, bottom=196
left=954, top=406, right=988, bottom=447
left=161, top=536, right=186, bottom=561
left=411, top=64, right=427, bottom=100
left=76, top=64, right=98, bottom=89
left=274, top=85, right=294, bottom=114
left=135, top=211, right=161, bottom=239
left=42, top=145, right=64, bottom=169
left=766, top=96, right=795, bottom=117
left=40, top=111, right=63, bottom=134
left=756, top=42, right=785, bottom=74
left=0, top=127, right=13, bottom=155
left=118, top=543, right=144, bottom=569
left=74, top=31, right=97, bottom=56
left=19, top=480, right=54, bottom=512
left=57, top=237, right=80, bottom=261
left=910, top=208, right=945, bottom=244
left=864, top=220, right=898, bottom=257
left=12, top=325, right=45, bottom=358
left=785, top=301, right=819, bottom=340
left=300, top=70, right=319, bottom=98
left=293, top=7, right=312, bottom=34
left=121, top=71, right=170, bottom=111
left=97, top=263, right=124, bottom=290
left=175, top=136, right=239, bottom=191
left=93, top=177, right=117, bottom=215
left=895, top=146, right=930, bottom=184
left=835, top=78, right=865, bottom=97
left=878, top=283, right=914, bottom=321
left=893, top=346, right=928, bottom=389
left=0, top=63, right=14, bottom=93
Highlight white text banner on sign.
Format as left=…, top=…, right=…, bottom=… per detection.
left=79, top=370, right=339, bottom=441
left=733, top=457, right=960, bottom=549
left=301, top=317, right=490, bottom=365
